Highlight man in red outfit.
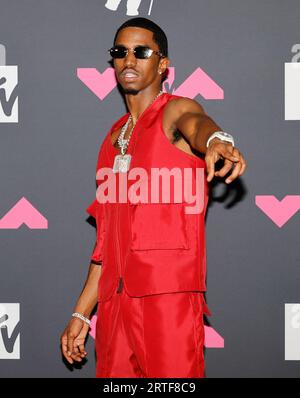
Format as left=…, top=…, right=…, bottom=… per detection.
left=61, top=17, right=247, bottom=378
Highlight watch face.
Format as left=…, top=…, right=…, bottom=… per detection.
left=220, top=132, right=233, bottom=139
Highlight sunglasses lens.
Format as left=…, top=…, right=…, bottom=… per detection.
left=109, top=46, right=154, bottom=59
left=110, top=47, right=127, bottom=58
left=134, top=46, right=152, bottom=59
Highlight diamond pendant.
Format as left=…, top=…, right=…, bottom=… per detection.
left=112, top=154, right=132, bottom=173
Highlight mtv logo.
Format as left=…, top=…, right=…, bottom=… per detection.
left=285, top=304, right=300, bottom=360
left=285, top=63, right=300, bottom=120
left=0, top=44, right=18, bottom=123
left=105, top=0, right=154, bottom=16
left=0, top=303, right=20, bottom=359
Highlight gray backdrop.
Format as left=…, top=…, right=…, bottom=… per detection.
left=0, top=0, right=299, bottom=378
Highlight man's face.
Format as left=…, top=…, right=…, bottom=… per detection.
left=113, top=27, right=168, bottom=94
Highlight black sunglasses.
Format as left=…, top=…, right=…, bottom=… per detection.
left=108, top=45, right=165, bottom=59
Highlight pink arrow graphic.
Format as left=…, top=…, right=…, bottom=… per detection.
left=0, top=197, right=48, bottom=229
left=77, top=66, right=224, bottom=101
left=89, top=315, right=224, bottom=348
left=164, top=67, right=224, bottom=99
left=204, top=325, right=224, bottom=348
left=89, top=315, right=97, bottom=339
left=255, top=195, right=300, bottom=227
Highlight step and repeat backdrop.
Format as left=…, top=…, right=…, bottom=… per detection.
left=0, top=0, right=299, bottom=378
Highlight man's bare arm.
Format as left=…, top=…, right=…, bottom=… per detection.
left=164, top=97, right=247, bottom=183
left=60, top=261, right=102, bottom=364
left=72, top=262, right=102, bottom=318
left=164, top=97, right=222, bottom=154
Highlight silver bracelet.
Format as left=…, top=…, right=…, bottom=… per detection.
left=72, top=312, right=91, bottom=326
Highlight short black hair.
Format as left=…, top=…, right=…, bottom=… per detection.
left=113, top=17, right=168, bottom=58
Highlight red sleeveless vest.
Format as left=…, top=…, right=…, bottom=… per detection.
left=86, top=92, right=211, bottom=308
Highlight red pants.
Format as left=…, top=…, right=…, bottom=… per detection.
left=95, top=288, right=207, bottom=378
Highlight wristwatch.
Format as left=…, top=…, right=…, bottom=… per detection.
left=206, top=131, right=235, bottom=148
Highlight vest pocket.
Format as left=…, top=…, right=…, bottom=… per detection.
left=130, top=202, right=190, bottom=250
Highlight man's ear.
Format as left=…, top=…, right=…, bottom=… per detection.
left=160, top=57, right=170, bottom=73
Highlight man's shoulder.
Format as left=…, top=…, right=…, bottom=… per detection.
left=163, top=94, right=205, bottom=132
left=164, top=94, right=205, bottom=116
